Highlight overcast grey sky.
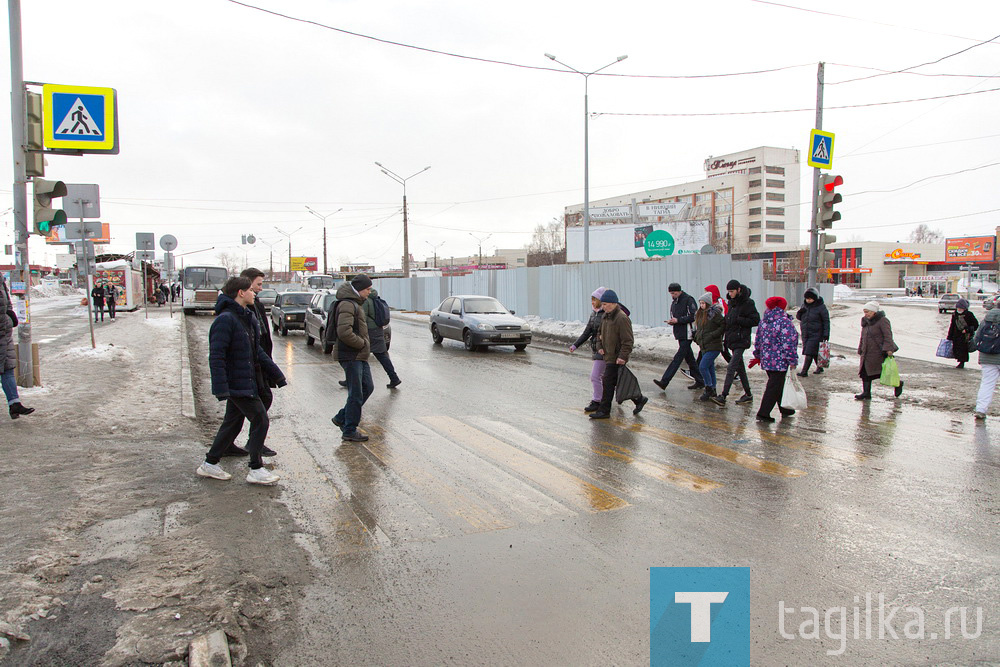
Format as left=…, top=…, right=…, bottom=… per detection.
left=3, top=0, right=999, bottom=270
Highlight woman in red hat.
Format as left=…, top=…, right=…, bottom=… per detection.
left=752, top=296, right=799, bottom=422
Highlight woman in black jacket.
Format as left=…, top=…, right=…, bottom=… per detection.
left=570, top=287, right=608, bottom=412
left=796, top=287, right=830, bottom=377
left=948, top=298, right=979, bottom=369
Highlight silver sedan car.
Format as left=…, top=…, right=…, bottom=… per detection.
left=430, top=295, right=531, bottom=351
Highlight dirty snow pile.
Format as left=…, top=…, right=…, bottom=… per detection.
left=61, top=343, right=134, bottom=362
left=143, top=316, right=180, bottom=329
left=30, top=283, right=83, bottom=298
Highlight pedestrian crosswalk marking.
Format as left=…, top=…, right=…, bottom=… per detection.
left=596, top=441, right=722, bottom=493
left=420, top=416, right=629, bottom=512
left=648, top=405, right=865, bottom=464
left=55, top=98, right=102, bottom=136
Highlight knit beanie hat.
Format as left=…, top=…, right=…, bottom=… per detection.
left=704, top=285, right=722, bottom=302
left=668, top=282, right=682, bottom=292
left=804, top=287, right=818, bottom=300
left=699, top=292, right=714, bottom=306
left=863, top=301, right=879, bottom=312
left=600, top=289, right=619, bottom=304
left=351, top=274, right=373, bottom=291
left=956, top=298, right=970, bottom=310
left=765, top=296, right=787, bottom=310
left=726, top=279, right=741, bottom=291
left=591, top=286, right=607, bottom=300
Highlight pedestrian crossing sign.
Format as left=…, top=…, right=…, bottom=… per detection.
left=41, top=84, right=119, bottom=153
left=807, top=129, right=834, bottom=169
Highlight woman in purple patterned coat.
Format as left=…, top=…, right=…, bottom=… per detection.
left=752, top=296, right=799, bottom=422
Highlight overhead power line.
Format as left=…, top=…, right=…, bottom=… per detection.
left=830, top=32, right=1000, bottom=85
left=839, top=207, right=1000, bottom=230
left=850, top=162, right=1000, bottom=196
left=594, top=86, right=1000, bottom=117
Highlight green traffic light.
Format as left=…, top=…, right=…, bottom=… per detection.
left=39, top=221, right=50, bottom=233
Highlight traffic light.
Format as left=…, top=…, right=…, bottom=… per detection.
left=25, top=91, right=45, bottom=177
left=32, top=178, right=67, bottom=236
left=818, top=174, right=843, bottom=264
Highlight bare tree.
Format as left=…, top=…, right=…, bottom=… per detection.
left=909, top=224, right=944, bottom=244
left=525, top=218, right=566, bottom=266
left=216, top=252, right=242, bottom=276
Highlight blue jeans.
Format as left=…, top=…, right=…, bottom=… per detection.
left=699, top=350, right=720, bottom=388
left=1, top=368, right=19, bottom=406
left=336, top=360, right=374, bottom=435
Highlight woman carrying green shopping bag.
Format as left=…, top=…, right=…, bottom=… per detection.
left=856, top=301, right=903, bottom=400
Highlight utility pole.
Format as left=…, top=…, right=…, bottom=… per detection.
left=375, top=162, right=430, bottom=278
left=426, top=241, right=445, bottom=269
left=806, top=62, right=825, bottom=288
left=470, top=233, right=491, bottom=267
left=8, top=0, right=33, bottom=387
left=305, top=206, right=342, bottom=275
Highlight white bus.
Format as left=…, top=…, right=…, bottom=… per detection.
left=181, top=265, right=229, bottom=315
left=301, top=274, right=337, bottom=291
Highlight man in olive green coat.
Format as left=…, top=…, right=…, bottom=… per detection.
left=591, top=289, right=647, bottom=419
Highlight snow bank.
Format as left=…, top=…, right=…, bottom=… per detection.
left=833, top=284, right=853, bottom=299
left=61, top=344, right=134, bottom=362
left=30, top=283, right=83, bottom=298
left=143, top=316, right=180, bottom=329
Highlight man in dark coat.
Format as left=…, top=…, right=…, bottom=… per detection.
left=328, top=275, right=374, bottom=442
left=198, top=276, right=286, bottom=485
left=796, top=287, right=831, bottom=376
left=590, top=289, right=647, bottom=419
left=653, top=282, right=703, bottom=391
left=363, top=288, right=400, bottom=388
left=91, top=282, right=106, bottom=322
left=712, top=280, right=760, bottom=407
left=210, top=267, right=278, bottom=459
left=947, top=298, right=979, bottom=369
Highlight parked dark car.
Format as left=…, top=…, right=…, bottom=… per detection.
left=304, top=291, right=392, bottom=354
left=257, top=288, right=278, bottom=312
left=270, top=291, right=313, bottom=335
left=429, top=295, right=531, bottom=351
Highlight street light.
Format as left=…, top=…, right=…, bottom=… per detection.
left=258, top=238, right=283, bottom=277
left=544, top=52, right=628, bottom=265
left=426, top=240, right=445, bottom=269
left=375, top=162, right=431, bottom=278
left=305, top=206, right=343, bottom=275
left=469, top=232, right=492, bottom=266
left=274, top=226, right=303, bottom=276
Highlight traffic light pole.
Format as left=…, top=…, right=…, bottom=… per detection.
left=8, top=0, right=34, bottom=387
left=807, top=61, right=825, bottom=288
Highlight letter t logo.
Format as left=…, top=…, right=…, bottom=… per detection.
left=675, top=591, right=729, bottom=642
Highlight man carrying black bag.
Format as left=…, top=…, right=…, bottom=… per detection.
left=590, top=289, right=648, bottom=419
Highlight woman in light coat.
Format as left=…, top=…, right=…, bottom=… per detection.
left=973, top=301, right=1000, bottom=419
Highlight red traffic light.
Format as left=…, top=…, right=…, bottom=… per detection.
left=823, top=174, right=844, bottom=192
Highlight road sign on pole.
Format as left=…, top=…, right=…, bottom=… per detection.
left=63, top=220, right=103, bottom=240
left=41, top=84, right=119, bottom=154
left=63, top=183, right=100, bottom=218
left=159, top=234, right=177, bottom=252
left=807, top=129, right=835, bottom=169
left=136, top=232, right=154, bottom=251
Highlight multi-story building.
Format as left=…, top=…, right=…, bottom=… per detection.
left=564, top=146, right=802, bottom=262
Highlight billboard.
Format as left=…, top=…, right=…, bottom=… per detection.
left=45, top=222, right=111, bottom=244
left=290, top=256, right=319, bottom=272
left=567, top=221, right=711, bottom=263
left=944, top=236, right=995, bottom=264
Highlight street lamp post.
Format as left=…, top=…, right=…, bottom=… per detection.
left=544, top=52, right=628, bottom=265
left=469, top=233, right=492, bottom=266
left=274, top=226, right=303, bottom=277
left=426, top=240, right=445, bottom=269
left=375, top=162, right=431, bottom=278
left=305, top=206, right=343, bottom=275
left=259, top=238, right=282, bottom=278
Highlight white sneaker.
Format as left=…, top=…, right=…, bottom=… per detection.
left=196, top=462, right=231, bottom=480
left=246, top=467, right=280, bottom=485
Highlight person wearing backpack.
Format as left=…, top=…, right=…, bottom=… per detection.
left=973, top=300, right=1000, bottom=419
left=363, top=287, right=401, bottom=388
left=947, top=298, right=979, bottom=369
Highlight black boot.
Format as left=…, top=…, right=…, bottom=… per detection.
left=8, top=402, right=34, bottom=420
left=584, top=400, right=600, bottom=412
left=894, top=380, right=904, bottom=398
left=688, top=381, right=705, bottom=390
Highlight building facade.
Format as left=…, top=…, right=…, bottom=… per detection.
left=564, top=146, right=802, bottom=262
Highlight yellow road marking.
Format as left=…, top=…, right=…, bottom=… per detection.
left=596, top=441, right=722, bottom=493
left=564, top=409, right=806, bottom=478
left=648, top=405, right=866, bottom=464
left=420, top=416, right=629, bottom=513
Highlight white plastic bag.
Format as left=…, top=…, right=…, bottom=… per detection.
left=780, top=371, right=808, bottom=410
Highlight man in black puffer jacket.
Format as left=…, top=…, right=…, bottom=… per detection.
left=712, top=280, right=760, bottom=407
left=198, top=276, right=287, bottom=486
left=653, top=283, right=703, bottom=391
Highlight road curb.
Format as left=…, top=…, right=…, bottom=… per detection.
left=180, top=313, right=197, bottom=419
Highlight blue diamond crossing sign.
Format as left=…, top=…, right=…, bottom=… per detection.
left=807, top=129, right=834, bottom=169
left=41, top=84, right=119, bottom=154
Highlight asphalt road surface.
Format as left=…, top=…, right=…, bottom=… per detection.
left=186, top=312, right=1000, bottom=665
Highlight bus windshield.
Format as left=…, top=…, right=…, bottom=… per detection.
left=306, top=275, right=336, bottom=290
left=183, top=267, right=228, bottom=290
